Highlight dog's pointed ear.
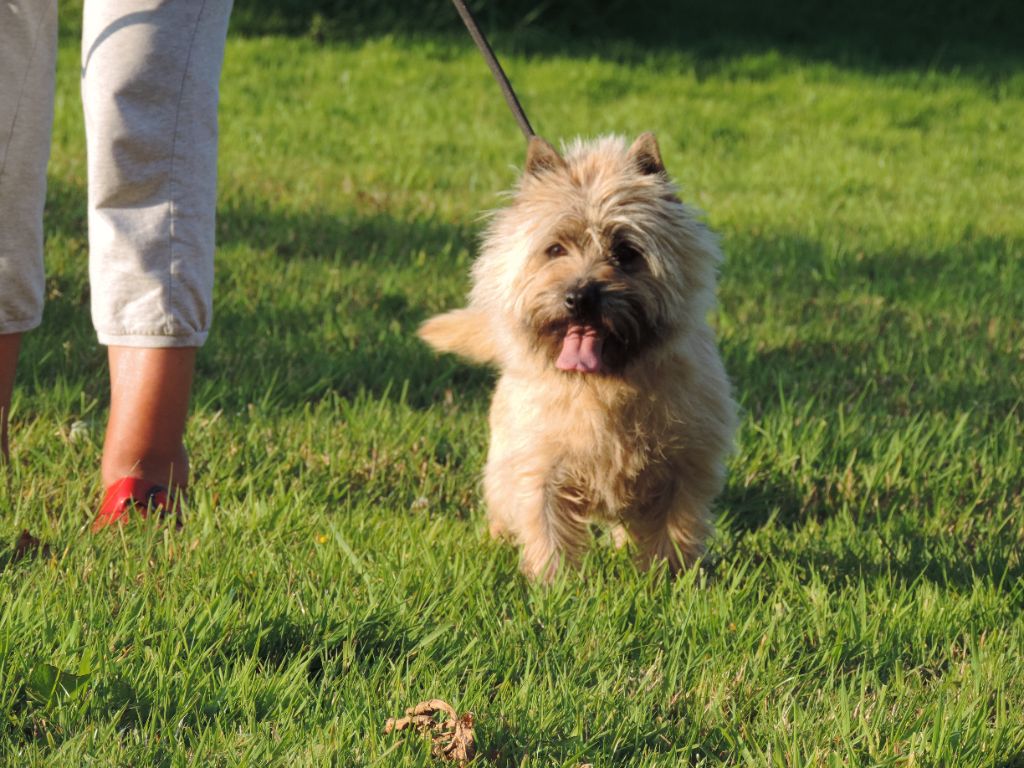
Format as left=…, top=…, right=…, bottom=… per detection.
left=525, top=136, right=567, bottom=176
left=627, top=132, right=666, bottom=176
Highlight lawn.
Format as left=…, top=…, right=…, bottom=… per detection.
left=2, top=2, right=1023, bottom=765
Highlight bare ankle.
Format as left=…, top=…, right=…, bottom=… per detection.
left=101, top=444, right=189, bottom=491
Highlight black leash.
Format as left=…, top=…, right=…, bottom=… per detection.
left=449, top=0, right=535, bottom=140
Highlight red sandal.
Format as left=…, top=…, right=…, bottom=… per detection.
left=92, top=477, right=176, bottom=532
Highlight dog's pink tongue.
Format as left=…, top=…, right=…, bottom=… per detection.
left=556, top=325, right=603, bottom=373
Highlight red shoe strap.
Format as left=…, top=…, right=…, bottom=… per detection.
left=92, top=477, right=170, bottom=532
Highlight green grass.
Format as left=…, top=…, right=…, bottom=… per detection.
left=2, top=7, right=1023, bottom=765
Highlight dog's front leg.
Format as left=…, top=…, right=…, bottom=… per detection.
left=522, top=485, right=590, bottom=582
left=499, top=463, right=589, bottom=582
left=625, top=479, right=714, bottom=573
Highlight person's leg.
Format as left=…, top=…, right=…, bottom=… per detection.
left=0, top=0, right=58, bottom=463
left=82, top=0, right=232, bottom=516
left=101, top=346, right=194, bottom=489
left=0, top=334, right=23, bottom=462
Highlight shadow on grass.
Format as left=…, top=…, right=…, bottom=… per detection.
left=722, top=477, right=1023, bottom=601
left=711, top=231, right=1021, bottom=591
left=54, top=0, right=1023, bottom=85
left=207, top=193, right=498, bottom=410
left=229, top=0, right=1022, bottom=78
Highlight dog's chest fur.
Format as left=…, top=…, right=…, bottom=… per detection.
left=492, top=367, right=681, bottom=523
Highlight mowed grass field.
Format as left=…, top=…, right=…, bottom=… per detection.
left=2, top=5, right=1023, bottom=766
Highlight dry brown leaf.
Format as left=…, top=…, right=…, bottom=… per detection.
left=385, top=698, right=475, bottom=764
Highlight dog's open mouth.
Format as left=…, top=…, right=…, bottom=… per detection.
left=555, top=324, right=604, bottom=373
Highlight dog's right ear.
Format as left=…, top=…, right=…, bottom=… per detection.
left=627, top=132, right=667, bottom=176
left=525, top=137, right=567, bottom=176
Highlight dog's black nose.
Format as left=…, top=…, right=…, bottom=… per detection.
left=564, top=283, right=600, bottom=317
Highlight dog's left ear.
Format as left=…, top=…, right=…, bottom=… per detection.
left=525, top=136, right=568, bottom=177
left=627, top=132, right=666, bottom=176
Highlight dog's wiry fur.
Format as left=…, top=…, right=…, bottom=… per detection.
left=420, top=133, right=737, bottom=581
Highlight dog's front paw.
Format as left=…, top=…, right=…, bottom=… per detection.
left=519, top=542, right=566, bottom=584
left=488, top=516, right=513, bottom=541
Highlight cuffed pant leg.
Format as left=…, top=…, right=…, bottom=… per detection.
left=0, top=0, right=58, bottom=335
left=82, top=0, right=233, bottom=348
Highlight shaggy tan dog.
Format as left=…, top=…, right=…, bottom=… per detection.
left=420, top=133, right=737, bottom=581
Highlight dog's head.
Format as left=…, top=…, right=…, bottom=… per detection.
left=471, top=133, right=721, bottom=375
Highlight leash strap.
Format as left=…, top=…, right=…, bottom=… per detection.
left=450, top=0, right=535, bottom=140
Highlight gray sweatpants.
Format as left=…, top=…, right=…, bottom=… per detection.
left=0, top=0, right=232, bottom=347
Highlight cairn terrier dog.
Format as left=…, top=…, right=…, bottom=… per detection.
left=419, top=133, right=737, bottom=581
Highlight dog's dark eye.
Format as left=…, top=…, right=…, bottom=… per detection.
left=610, top=241, right=643, bottom=269
left=545, top=243, right=568, bottom=258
